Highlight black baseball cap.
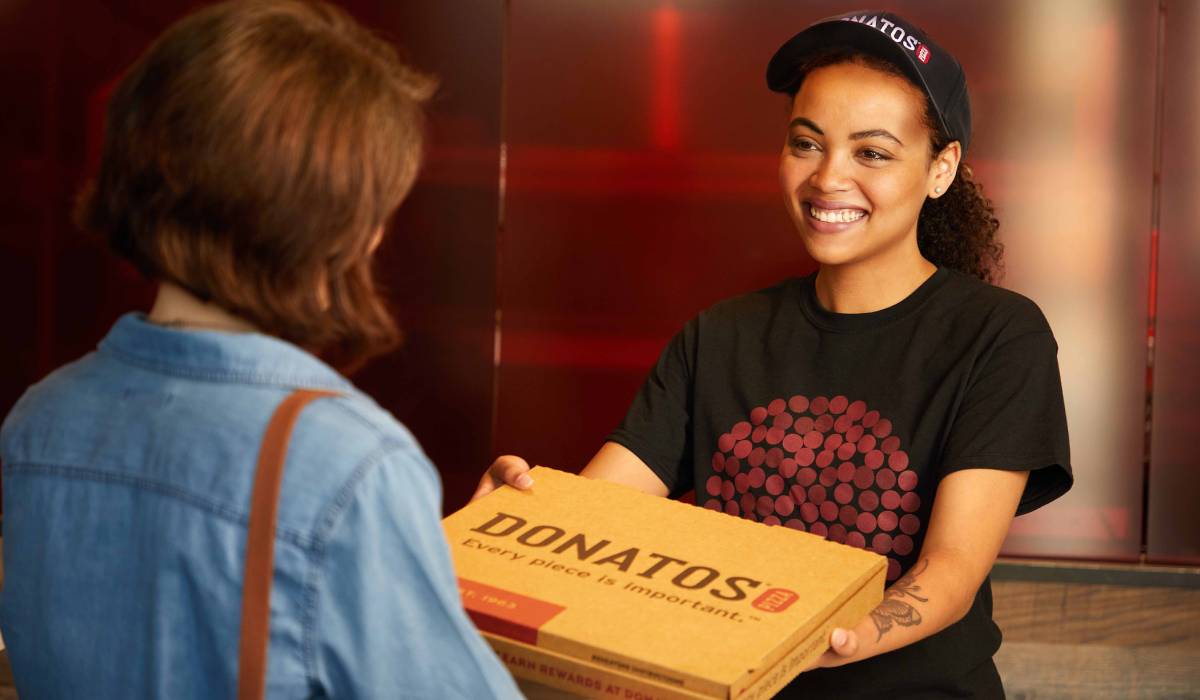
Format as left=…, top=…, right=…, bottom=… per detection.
left=766, top=10, right=971, bottom=152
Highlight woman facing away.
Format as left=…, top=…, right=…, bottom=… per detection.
left=477, top=10, right=1072, bottom=698
left=0, top=1, right=520, bottom=698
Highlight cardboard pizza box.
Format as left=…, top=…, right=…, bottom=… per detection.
left=443, top=467, right=886, bottom=699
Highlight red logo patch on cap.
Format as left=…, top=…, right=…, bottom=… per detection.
left=915, top=44, right=931, bottom=64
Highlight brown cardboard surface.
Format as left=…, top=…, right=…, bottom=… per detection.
left=444, top=467, right=886, bottom=699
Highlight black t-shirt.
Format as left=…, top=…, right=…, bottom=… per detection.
left=608, top=268, right=1072, bottom=698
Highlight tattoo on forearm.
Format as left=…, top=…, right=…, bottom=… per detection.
left=870, top=558, right=930, bottom=641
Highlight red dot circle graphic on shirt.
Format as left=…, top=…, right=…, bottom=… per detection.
left=757, top=495, right=775, bottom=518
left=724, top=457, right=740, bottom=478
left=706, top=476, right=722, bottom=497
left=780, top=458, right=798, bottom=479
left=712, top=395, right=923, bottom=582
left=872, top=533, right=893, bottom=554
left=775, top=495, right=795, bottom=516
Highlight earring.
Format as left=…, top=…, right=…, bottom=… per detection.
left=934, top=186, right=943, bottom=194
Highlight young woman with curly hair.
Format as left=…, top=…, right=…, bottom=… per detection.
left=477, top=10, right=1072, bottom=698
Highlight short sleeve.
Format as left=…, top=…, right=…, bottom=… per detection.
left=311, top=445, right=521, bottom=699
left=607, top=320, right=698, bottom=497
left=940, top=328, right=1073, bottom=515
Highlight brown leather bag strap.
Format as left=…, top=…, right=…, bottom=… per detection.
left=238, top=388, right=338, bottom=700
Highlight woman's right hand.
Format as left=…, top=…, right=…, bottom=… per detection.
left=470, top=454, right=535, bottom=502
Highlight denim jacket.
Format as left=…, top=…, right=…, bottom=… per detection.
left=0, top=314, right=520, bottom=699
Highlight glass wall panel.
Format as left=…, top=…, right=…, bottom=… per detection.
left=1147, top=0, right=1200, bottom=564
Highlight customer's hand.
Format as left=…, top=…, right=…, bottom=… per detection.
left=470, top=454, right=535, bottom=502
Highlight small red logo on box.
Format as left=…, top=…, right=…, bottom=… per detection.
left=752, top=588, right=799, bottom=613
left=916, top=44, right=931, bottom=64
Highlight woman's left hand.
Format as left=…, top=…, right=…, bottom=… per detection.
left=809, top=627, right=859, bottom=670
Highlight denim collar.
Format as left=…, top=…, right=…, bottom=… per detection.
left=98, top=313, right=354, bottom=392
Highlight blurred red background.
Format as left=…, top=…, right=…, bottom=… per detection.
left=1, top=0, right=1196, bottom=564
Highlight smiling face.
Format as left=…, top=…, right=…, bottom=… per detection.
left=779, top=60, right=958, bottom=272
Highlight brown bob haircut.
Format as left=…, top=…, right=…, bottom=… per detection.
left=77, top=0, right=434, bottom=371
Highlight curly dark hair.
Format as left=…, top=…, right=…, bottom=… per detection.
left=789, top=48, right=1003, bottom=283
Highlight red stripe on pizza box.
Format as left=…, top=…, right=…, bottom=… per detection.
left=458, top=577, right=566, bottom=645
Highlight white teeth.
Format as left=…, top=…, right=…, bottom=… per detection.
left=809, top=204, right=866, bottom=223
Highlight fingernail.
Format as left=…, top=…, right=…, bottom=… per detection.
left=516, top=474, right=534, bottom=489
left=831, top=629, right=846, bottom=646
